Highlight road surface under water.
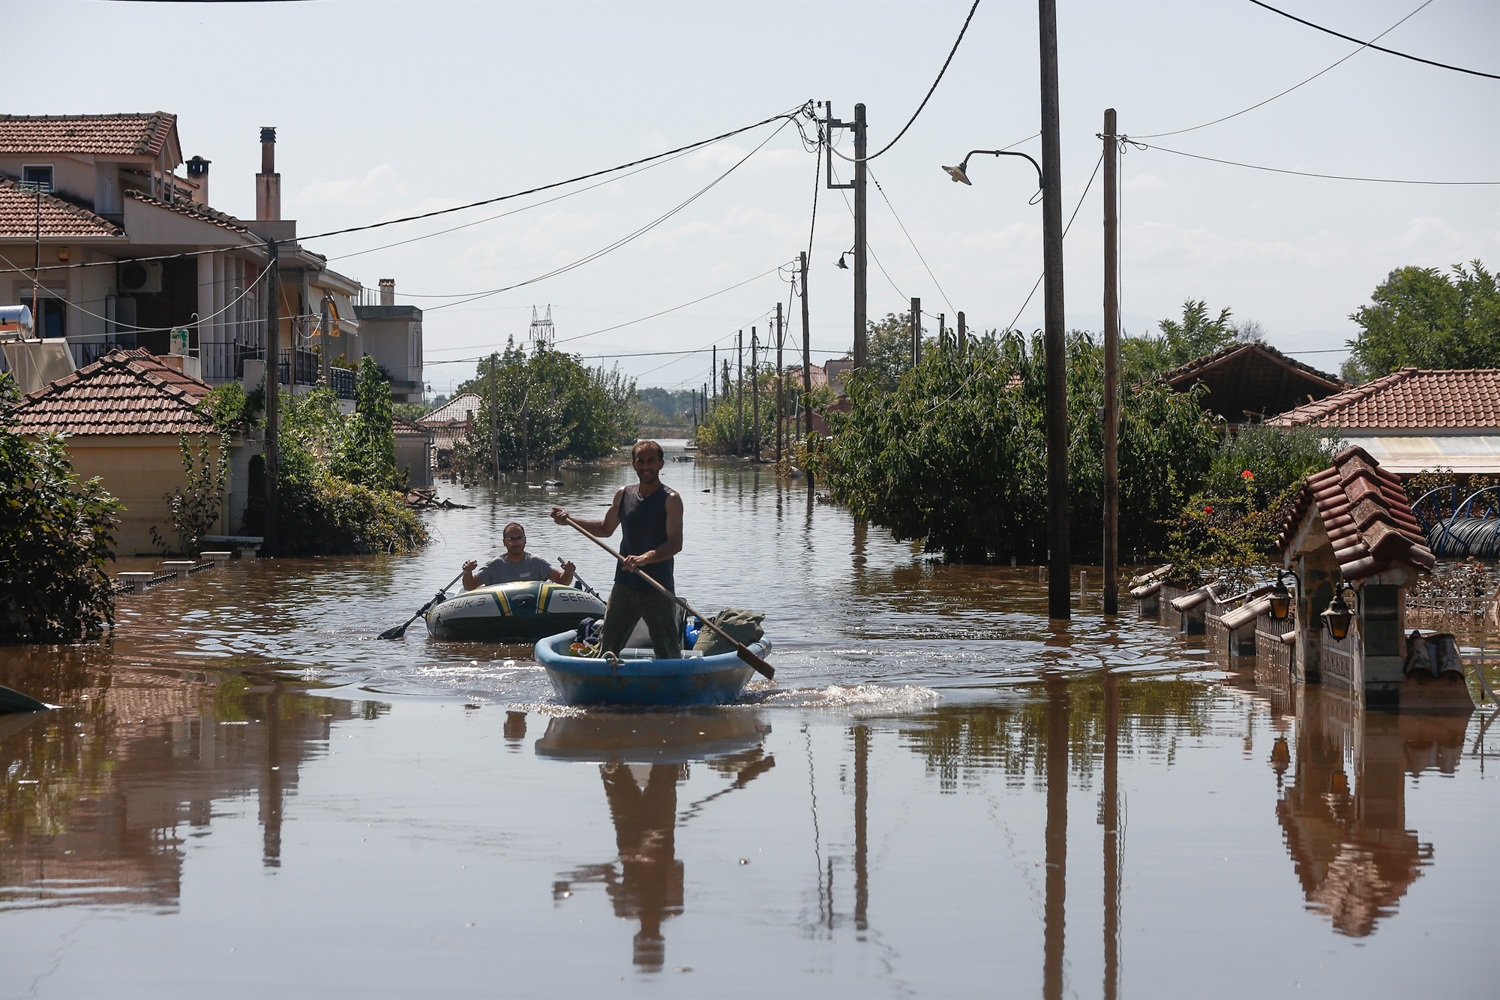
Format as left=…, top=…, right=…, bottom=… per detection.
left=2, top=443, right=1495, bottom=998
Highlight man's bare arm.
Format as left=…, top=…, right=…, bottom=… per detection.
left=552, top=491, right=622, bottom=537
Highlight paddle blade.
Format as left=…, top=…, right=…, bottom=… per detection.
left=737, top=647, right=775, bottom=680
left=377, top=623, right=409, bottom=640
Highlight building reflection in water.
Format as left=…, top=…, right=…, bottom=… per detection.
left=539, top=711, right=774, bottom=972
left=1272, top=681, right=1468, bottom=937
left=0, top=660, right=364, bottom=911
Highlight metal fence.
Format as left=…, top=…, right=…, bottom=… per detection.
left=200, top=342, right=264, bottom=382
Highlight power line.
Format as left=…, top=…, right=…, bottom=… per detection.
left=866, top=164, right=955, bottom=314
left=1249, top=0, right=1499, bottom=80
left=412, top=119, right=796, bottom=313
left=1134, top=0, right=1435, bottom=140
left=4, top=104, right=812, bottom=275
left=1134, top=140, right=1499, bottom=185
left=863, top=0, right=982, bottom=162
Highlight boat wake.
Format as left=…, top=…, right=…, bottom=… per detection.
left=741, top=681, right=940, bottom=711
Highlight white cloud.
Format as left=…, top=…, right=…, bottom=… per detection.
left=294, top=164, right=405, bottom=207
left=1124, top=173, right=1167, bottom=192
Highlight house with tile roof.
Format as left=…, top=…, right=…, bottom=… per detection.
left=11, top=348, right=252, bottom=555
left=1267, top=368, right=1500, bottom=474
left=1271, top=445, right=1465, bottom=709
left=0, top=115, right=391, bottom=404
left=1161, top=341, right=1347, bottom=428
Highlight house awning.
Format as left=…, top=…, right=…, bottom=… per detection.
left=1344, top=434, right=1500, bottom=475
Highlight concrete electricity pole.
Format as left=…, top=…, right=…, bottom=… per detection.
left=736, top=330, right=744, bottom=457
left=1102, top=108, right=1121, bottom=615
left=751, top=327, right=760, bottom=460
left=263, top=242, right=280, bottom=557
left=958, top=311, right=966, bottom=358
left=910, top=297, right=921, bottom=367
left=1039, top=0, right=1071, bottom=620
left=824, top=104, right=866, bottom=370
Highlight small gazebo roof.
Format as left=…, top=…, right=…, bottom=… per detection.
left=1276, top=445, right=1434, bottom=581
left=1163, top=341, right=1346, bottom=425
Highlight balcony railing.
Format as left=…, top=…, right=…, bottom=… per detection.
left=201, top=342, right=263, bottom=382
left=330, top=366, right=355, bottom=400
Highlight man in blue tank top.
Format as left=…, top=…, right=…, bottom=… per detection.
left=551, top=440, right=683, bottom=659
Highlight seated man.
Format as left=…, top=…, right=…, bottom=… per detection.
left=462, top=522, right=576, bottom=590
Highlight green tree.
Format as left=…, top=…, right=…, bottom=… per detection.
left=1122, top=299, right=1236, bottom=381
left=1345, top=261, right=1499, bottom=381
left=823, top=332, right=1222, bottom=563
left=0, top=373, right=122, bottom=643
left=334, top=355, right=401, bottom=490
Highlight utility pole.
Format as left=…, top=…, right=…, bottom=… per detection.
left=722, top=359, right=730, bottom=406
left=520, top=387, right=529, bottom=480
left=736, top=330, right=744, bottom=457
left=1103, top=108, right=1121, bottom=616
left=489, top=353, right=499, bottom=480
left=824, top=103, right=866, bottom=369
left=800, top=252, right=812, bottom=441
left=775, top=301, right=784, bottom=463
left=910, top=297, right=921, bottom=367
left=751, top=327, right=760, bottom=461
left=1039, top=0, right=1071, bottom=620
left=938, top=313, right=946, bottom=351
left=712, top=345, right=717, bottom=400
left=958, top=311, right=967, bottom=358
left=263, top=242, right=280, bottom=557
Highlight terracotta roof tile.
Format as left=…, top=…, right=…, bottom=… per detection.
left=1163, top=340, right=1344, bottom=389
left=1277, top=445, right=1434, bottom=580
left=13, top=349, right=213, bottom=437
left=1267, top=368, right=1500, bottom=430
left=783, top=364, right=828, bottom=390
left=0, top=178, right=124, bottom=239
left=418, top=392, right=483, bottom=426
left=123, top=188, right=251, bottom=234
left=0, top=113, right=177, bottom=157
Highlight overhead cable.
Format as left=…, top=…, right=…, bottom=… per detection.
left=867, top=164, right=955, bottom=313
left=863, top=0, right=982, bottom=162
left=1249, top=0, right=1498, bottom=80
left=1134, top=141, right=1499, bottom=185
left=1134, top=0, right=1435, bottom=139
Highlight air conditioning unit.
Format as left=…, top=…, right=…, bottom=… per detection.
left=118, top=260, right=163, bottom=294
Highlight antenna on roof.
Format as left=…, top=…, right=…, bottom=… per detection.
left=528, top=305, right=555, bottom=350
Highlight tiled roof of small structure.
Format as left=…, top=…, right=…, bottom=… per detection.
left=14, top=349, right=214, bottom=436
left=123, top=188, right=252, bottom=233
left=0, top=178, right=124, bottom=239
left=1276, top=445, right=1434, bottom=580
left=783, top=365, right=828, bottom=390
left=1267, top=368, right=1500, bottom=430
left=418, top=392, right=483, bottom=426
left=0, top=113, right=178, bottom=157
left=394, top=413, right=431, bottom=435
left=1162, top=341, right=1344, bottom=393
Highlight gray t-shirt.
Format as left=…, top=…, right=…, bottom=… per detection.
left=475, top=553, right=554, bottom=586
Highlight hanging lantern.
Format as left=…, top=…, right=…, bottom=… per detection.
left=1321, top=588, right=1356, bottom=641
left=1268, top=570, right=1295, bottom=622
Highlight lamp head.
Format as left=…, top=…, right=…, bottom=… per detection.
left=942, top=163, right=972, bottom=185
left=1321, top=590, right=1354, bottom=641
left=836, top=254, right=849, bottom=270
left=1268, top=573, right=1293, bottom=622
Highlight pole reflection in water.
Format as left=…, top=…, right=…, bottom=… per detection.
left=1043, top=674, right=1069, bottom=1000
left=1102, top=670, right=1120, bottom=1000
left=853, top=723, right=869, bottom=934
left=539, top=711, right=774, bottom=972
left=1274, top=685, right=1469, bottom=937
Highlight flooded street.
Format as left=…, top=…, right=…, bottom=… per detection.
left=3, top=444, right=1495, bottom=998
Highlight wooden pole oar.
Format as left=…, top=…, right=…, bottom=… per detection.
left=561, top=516, right=774, bottom=680
left=557, top=555, right=602, bottom=600
left=379, top=569, right=465, bottom=640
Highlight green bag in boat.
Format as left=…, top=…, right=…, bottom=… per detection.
left=694, top=608, right=765, bottom=657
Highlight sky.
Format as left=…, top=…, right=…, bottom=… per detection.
left=7, top=0, right=1497, bottom=395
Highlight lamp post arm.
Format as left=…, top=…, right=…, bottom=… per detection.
left=963, top=149, right=1044, bottom=188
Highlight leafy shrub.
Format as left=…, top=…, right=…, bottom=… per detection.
left=0, top=373, right=122, bottom=643
left=150, top=432, right=229, bottom=555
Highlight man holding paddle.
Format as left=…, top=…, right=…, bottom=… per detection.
left=552, top=440, right=683, bottom=660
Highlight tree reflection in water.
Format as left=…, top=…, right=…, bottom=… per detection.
left=541, top=711, right=774, bottom=972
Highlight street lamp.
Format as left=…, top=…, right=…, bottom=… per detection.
left=940, top=149, right=1044, bottom=194
left=1321, top=582, right=1359, bottom=641
left=1267, top=568, right=1299, bottom=622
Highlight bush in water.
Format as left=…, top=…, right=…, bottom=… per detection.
left=0, top=373, right=122, bottom=643
left=822, top=331, right=1222, bottom=564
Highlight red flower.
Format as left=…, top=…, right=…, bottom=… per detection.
left=1204, top=505, right=1214, bottom=514
left=1242, top=470, right=1254, bottom=480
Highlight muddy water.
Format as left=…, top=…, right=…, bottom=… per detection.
left=2, top=443, right=1495, bottom=998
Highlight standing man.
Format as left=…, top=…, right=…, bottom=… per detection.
left=552, top=440, right=683, bottom=659
left=462, top=522, right=575, bottom=590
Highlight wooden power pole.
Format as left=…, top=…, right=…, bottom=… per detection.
left=854, top=104, right=868, bottom=371
left=1102, top=108, right=1121, bottom=615
left=262, top=242, right=280, bottom=557
left=910, top=297, right=921, bottom=367
left=775, top=301, right=784, bottom=463
left=751, top=327, right=760, bottom=460
left=1039, top=0, right=1071, bottom=620
left=736, top=330, right=743, bottom=457
left=800, top=251, right=812, bottom=440
left=957, top=311, right=967, bottom=358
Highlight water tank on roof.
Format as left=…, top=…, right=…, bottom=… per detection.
left=0, top=305, right=33, bottom=337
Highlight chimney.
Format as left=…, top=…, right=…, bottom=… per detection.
left=255, top=127, right=280, bottom=222
left=379, top=278, right=395, bottom=306
left=186, top=156, right=210, bottom=206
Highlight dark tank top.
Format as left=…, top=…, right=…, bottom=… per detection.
left=616, top=483, right=674, bottom=591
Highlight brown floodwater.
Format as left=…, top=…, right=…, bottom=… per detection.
left=2, top=442, right=1496, bottom=998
